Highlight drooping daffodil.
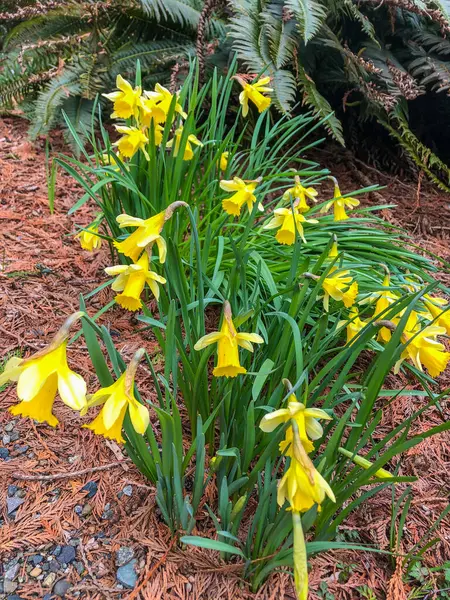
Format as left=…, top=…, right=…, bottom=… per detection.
left=76, top=224, right=102, bottom=252
left=113, top=201, right=186, bottom=262
left=220, top=177, right=263, bottom=217
left=103, top=74, right=141, bottom=120
left=360, top=272, right=398, bottom=342
left=145, top=83, right=187, bottom=119
left=283, top=177, right=318, bottom=213
left=321, top=268, right=358, bottom=312
left=166, top=127, right=203, bottom=161
left=424, top=295, right=450, bottom=335
left=105, top=252, right=166, bottom=312
left=194, top=301, right=264, bottom=377
left=338, top=306, right=368, bottom=345
left=219, top=151, right=229, bottom=171
left=320, top=179, right=360, bottom=221
left=83, top=349, right=149, bottom=443
left=263, top=207, right=318, bottom=245
left=114, top=125, right=149, bottom=160
left=234, top=75, right=272, bottom=117
left=0, top=312, right=87, bottom=426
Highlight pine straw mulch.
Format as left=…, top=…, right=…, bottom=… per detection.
left=0, top=116, right=449, bottom=600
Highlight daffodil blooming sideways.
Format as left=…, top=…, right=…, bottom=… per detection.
left=105, top=252, right=166, bottom=311
left=424, top=295, right=450, bottom=335
left=338, top=306, right=367, bottom=345
left=114, top=201, right=186, bottom=262
left=76, top=224, right=102, bottom=252
left=0, top=312, right=87, bottom=426
left=264, top=207, right=318, bottom=245
left=320, top=179, right=360, bottom=221
left=234, top=75, right=273, bottom=117
left=144, top=83, right=187, bottom=119
left=219, top=151, right=229, bottom=171
left=194, top=301, right=264, bottom=377
left=166, top=127, right=203, bottom=161
left=283, top=177, right=318, bottom=212
left=114, top=125, right=149, bottom=160
left=394, top=311, right=450, bottom=377
left=103, top=75, right=141, bottom=119
left=82, top=349, right=149, bottom=443
left=220, top=177, right=263, bottom=217
left=321, top=269, right=358, bottom=312
left=360, top=272, right=398, bottom=342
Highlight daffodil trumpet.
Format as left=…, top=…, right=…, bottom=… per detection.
left=220, top=176, right=263, bottom=217
left=0, top=312, right=87, bottom=426
left=83, top=348, right=150, bottom=444
left=194, top=301, right=264, bottom=377
left=320, top=177, right=360, bottom=221
left=234, top=75, right=273, bottom=117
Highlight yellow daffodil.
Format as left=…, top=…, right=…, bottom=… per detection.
left=105, top=252, right=166, bottom=311
left=424, top=295, right=450, bottom=335
left=166, top=127, right=203, bottom=160
left=365, top=274, right=398, bottom=342
left=103, top=75, right=141, bottom=120
left=139, top=95, right=166, bottom=127
left=321, top=269, right=358, bottom=312
left=76, top=224, right=102, bottom=252
left=283, top=177, right=318, bottom=212
left=235, top=75, right=272, bottom=117
left=0, top=313, right=87, bottom=426
left=328, top=237, right=339, bottom=259
left=194, top=301, right=264, bottom=377
left=220, top=177, right=263, bottom=217
left=145, top=83, right=187, bottom=119
left=83, top=349, right=149, bottom=443
left=338, top=448, right=392, bottom=479
left=263, top=207, right=318, bottom=245
left=394, top=312, right=450, bottom=378
left=219, top=151, right=229, bottom=171
left=320, top=182, right=360, bottom=221
left=114, top=125, right=149, bottom=160
left=113, top=201, right=186, bottom=262
left=338, top=307, right=367, bottom=345
left=260, top=393, right=331, bottom=454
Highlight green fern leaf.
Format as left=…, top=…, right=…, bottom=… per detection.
left=284, top=0, right=326, bottom=42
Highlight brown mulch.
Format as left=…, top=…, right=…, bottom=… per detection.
left=0, top=116, right=449, bottom=600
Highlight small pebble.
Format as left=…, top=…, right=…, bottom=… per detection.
left=4, top=580, right=18, bottom=594
left=14, top=444, right=29, bottom=455
left=16, top=489, right=26, bottom=499
left=122, top=485, right=133, bottom=497
left=43, top=595, right=52, bottom=600
left=7, top=595, right=24, bottom=600
left=53, top=579, right=72, bottom=597
left=30, top=554, right=43, bottom=566
left=43, top=572, right=56, bottom=587
left=81, top=481, right=98, bottom=498
left=7, top=497, right=25, bottom=515
left=53, top=545, right=61, bottom=557
left=74, top=505, right=83, bottom=515
left=4, top=421, right=15, bottom=432
left=81, top=503, right=93, bottom=517
left=48, top=559, right=59, bottom=573
left=5, top=563, right=20, bottom=580
left=7, top=485, right=18, bottom=497
left=115, top=546, right=134, bottom=567
left=10, top=430, right=20, bottom=442
left=57, top=545, right=76, bottom=565
left=0, top=447, right=10, bottom=459
left=30, top=566, right=42, bottom=577
left=3, top=433, right=11, bottom=444
left=116, top=559, right=138, bottom=588
left=74, top=561, right=84, bottom=575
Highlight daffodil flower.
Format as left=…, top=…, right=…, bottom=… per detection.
left=283, top=177, right=318, bottom=212
left=424, top=295, right=450, bottom=335
left=327, top=237, right=339, bottom=259
left=219, top=151, right=229, bottom=171
left=83, top=349, right=149, bottom=443
left=113, top=201, right=186, bottom=262
left=105, top=252, right=166, bottom=311
left=320, top=182, right=360, bottom=221
left=338, top=307, right=367, bottom=345
left=194, top=301, right=264, bottom=377
left=394, top=312, right=450, bottom=378
left=260, top=393, right=331, bottom=454
left=166, top=127, right=203, bottom=160
left=145, top=83, right=187, bottom=119
left=263, top=207, right=318, bottom=245
left=103, top=74, right=141, bottom=120
left=360, top=273, right=398, bottom=342
left=322, top=268, right=358, bottom=312
left=114, top=125, right=149, bottom=160
left=220, top=177, right=262, bottom=217
left=139, top=95, right=166, bottom=127
left=0, top=313, right=87, bottom=426
left=235, top=76, right=273, bottom=117
left=76, top=224, right=102, bottom=252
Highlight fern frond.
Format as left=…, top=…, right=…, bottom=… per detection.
left=111, top=40, right=196, bottom=77
left=139, top=0, right=202, bottom=28
left=284, top=0, right=326, bottom=42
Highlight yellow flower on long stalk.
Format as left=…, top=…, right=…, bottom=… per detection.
left=139, top=95, right=166, bottom=127
left=83, top=349, right=149, bottom=444
left=338, top=306, right=367, bottom=345
left=166, top=127, right=203, bottom=160
left=394, top=311, right=450, bottom=378
left=145, top=83, right=187, bottom=119
left=103, top=74, right=141, bottom=119
left=219, top=151, right=229, bottom=171
left=263, top=207, right=318, bottom=245
left=360, top=272, right=398, bottom=342
left=220, top=177, right=263, bottom=217
left=76, top=224, right=102, bottom=252
left=321, top=269, right=358, bottom=312
left=260, top=392, right=331, bottom=454
left=194, top=301, right=264, bottom=377
left=105, top=252, right=166, bottom=312
left=114, top=125, right=149, bottom=160
left=234, top=75, right=273, bottom=117
left=328, top=237, right=339, bottom=259
left=113, top=201, right=186, bottom=262
left=424, top=295, right=450, bottom=335
left=0, top=313, right=87, bottom=426
left=283, top=176, right=318, bottom=212
left=320, top=179, right=360, bottom=221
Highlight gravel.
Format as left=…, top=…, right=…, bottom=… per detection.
left=81, top=481, right=98, bottom=498
left=6, top=497, right=25, bottom=515
left=115, top=546, right=134, bottom=567
left=53, top=579, right=72, bottom=597
left=57, top=545, right=76, bottom=565
left=116, top=559, right=138, bottom=588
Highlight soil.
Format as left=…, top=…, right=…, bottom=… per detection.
left=0, top=117, right=449, bottom=600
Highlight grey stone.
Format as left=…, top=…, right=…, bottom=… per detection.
left=7, top=485, right=17, bottom=497
left=5, top=563, right=20, bottom=580
left=81, top=503, right=92, bottom=517
left=116, top=559, right=138, bottom=589
left=74, top=505, right=83, bottom=515
left=16, top=489, right=26, bottom=498
left=53, top=545, right=61, bottom=557
left=10, top=430, right=20, bottom=442
left=43, top=572, right=56, bottom=587
left=48, top=559, right=59, bottom=573
left=7, top=595, right=25, bottom=600
left=7, top=496, right=25, bottom=515
left=3, top=433, right=11, bottom=444
left=81, top=481, right=98, bottom=498
left=31, top=554, right=43, bottom=566
left=57, top=545, right=76, bottom=565
left=53, top=579, right=71, bottom=597
left=0, top=447, right=10, bottom=459
left=42, top=595, right=53, bottom=600
left=4, top=421, right=15, bottom=432
left=122, top=485, right=133, bottom=497
left=115, top=546, right=134, bottom=567
left=14, top=445, right=29, bottom=455
left=69, top=538, right=79, bottom=547
left=74, top=561, right=84, bottom=575
left=101, top=502, right=113, bottom=520
left=4, top=580, right=18, bottom=594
